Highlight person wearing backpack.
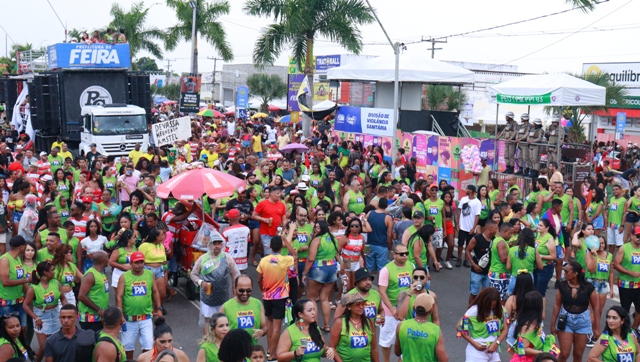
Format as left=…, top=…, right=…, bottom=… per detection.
left=93, top=306, right=125, bottom=362
left=44, top=303, right=82, bottom=362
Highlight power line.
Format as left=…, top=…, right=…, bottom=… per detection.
left=46, top=0, right=67, bottom=39
left=0, top=24, right=15, bottom=44
left=459, top=23, right=640, bottom=38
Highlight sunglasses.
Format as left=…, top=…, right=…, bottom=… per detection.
left=1, top=312, right=19, bottom=319
left=238, top=288, right=252, bottom=294
left=350, top=301, right=366, bottom=307
left=349, top=224, right=360, bottom=228
left=413, top=275, right=426, bottom=280
left=395, top=252, right=409, bottom=257
left=65, top=251, right=73, bottom=255
left=298, top=214, right=308, bottom=217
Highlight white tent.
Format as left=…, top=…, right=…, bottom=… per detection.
left=487, top=73, right=606, bottom=106
left=326, top=52, right=475, bottom=84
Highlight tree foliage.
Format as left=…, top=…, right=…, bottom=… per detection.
left=152, top=83, right=181, bottom=100
left=246, top=74, right=287, bottom=112
left=136, top=57, right=161, bottom=71
left=425, top=85, right=468, bottom=112
left=110, top=1, right=166, bottom=60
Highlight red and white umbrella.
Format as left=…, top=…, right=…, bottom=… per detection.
left=156, top=168, right=246, bottom=200
left=268, top=104, right=281, bottom=111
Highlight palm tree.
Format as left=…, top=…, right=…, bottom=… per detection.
left=543, top=71, right=627, bottom=143
left=247, top=74, right=287, bottom=112
left=425, top=85, right=468, bottom=112
left=110, top=2, right=166, bottom=60
left=165, top=0, right=233, bottom=74
left=244, top=0, right=374, bottom=134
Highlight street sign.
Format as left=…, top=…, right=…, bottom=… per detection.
left=616, top=112, right=627, bottom=141
left=238, top=108, right=247, bottom=119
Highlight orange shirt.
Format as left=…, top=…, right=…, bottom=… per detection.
left=256, top=254, right=294, bottom=300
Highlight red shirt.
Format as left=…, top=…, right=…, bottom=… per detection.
left=8, top=162, right=24, bottom=174
left=254, top=199, right=286, bottom=236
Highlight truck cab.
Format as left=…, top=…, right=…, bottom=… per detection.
left=80, top=104, right=149, bottom=157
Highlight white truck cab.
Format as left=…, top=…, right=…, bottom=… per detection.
left=80, top=104, right=149, bottom=157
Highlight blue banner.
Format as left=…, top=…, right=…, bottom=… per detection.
left=315, top=55, right=341, bottom=75
left=47, top=43, right=131, bottom=69
left=236, top=85, right=249, bottom=109
left=334, top=106, right=362, bottom=134
left=334, top=106, right=395, bottom=137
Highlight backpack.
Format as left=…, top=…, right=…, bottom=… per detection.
left=75, top=329, right=122, bottom=362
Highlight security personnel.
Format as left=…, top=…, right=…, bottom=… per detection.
left=527, top=119, right=545, bottom=179
left=546, top=115, right=564, bottom=164
left=515, top=113, right=531, bottom=175
left=499, top=111, right=518, bottom=174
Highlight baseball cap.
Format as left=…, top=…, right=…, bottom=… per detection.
left=413, top=211, right=425, bottom=219
left=429, top=183, right=438, bottom=189
left=270, top=144, right=278, bottom=149
left=16, top=145, right=22, bottom=150
left=354, top=268, right=374, bottom=283
left=39, top=151, right=47, bottom=156
left=42, top=174, right=53, bottom=181
left=81, top=196, right=93, bottom=203
left=130, top=251, right=145, bottom=263
left=340, top=293, right=365, bottom=307
left=401, top=185, right=411, bottom=193
left=633, top=226, right=640, bottom=236
left=414, top=293, right=435, bottom=313
left=227, top=209, right=241, bottom=219
left=467, top=185, right=477, bottom=193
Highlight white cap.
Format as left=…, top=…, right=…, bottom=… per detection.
left=16, top=145, right=22, bottom=150
left=552, top=114, right=561, bottom=122
left=301, top=175, right=310, bottom=181
left=505, top=111, right=515, bottom=119
left=40, top=151, right=47, bottom=156
left=42, top=174, right=53, bottom=181
left=296, top=130, right=303, bottom=135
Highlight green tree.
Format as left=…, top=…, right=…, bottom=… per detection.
left=110, top=1, right=166, bottom=60
left=246, top=74, right=287, bottom=112
left=425, top=85, right=467, bottom=112
left=136, top=57, right=161, bottom=71
left=165, top=0, right=233, bottom=74
left=543, top=71, right=627, bottom=143
left=153, top=83, right=181, bottom=100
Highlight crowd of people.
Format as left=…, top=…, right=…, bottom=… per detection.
left=0, top=106, right=637, bottom=362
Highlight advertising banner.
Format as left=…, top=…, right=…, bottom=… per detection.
left=287, top=74, right=305, bottom=111
left=47, top=43, right=131, bottom=70
left=334, top=106, right=394, bottom=137
left=152, top=116, right=192, bottom=147
left=179, top=74, right=201, bottom=113
left=315, top=55, right=341, bottom=75
left=236, top=85, right=249, bottom=109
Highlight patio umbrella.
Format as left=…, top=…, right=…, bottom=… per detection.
left=268, top=104, right=281, bottom=111
left=162, top=100, right=177, bottom=105
left=198, top=109, right=214, bottom=117
left=280, top=143, right=309, bottom=153
left=278, top=115, right=291, bottom=123
left=156, top=168, right=246, bottom=200
left=251, top=112, right=268, bottom=119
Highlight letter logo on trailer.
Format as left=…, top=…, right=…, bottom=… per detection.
left=80, top=86, right=113, bottom=107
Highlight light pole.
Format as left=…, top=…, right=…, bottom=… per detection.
left=189, top=1, right=198, bottom=74
left=365, top=0, right=400, bottom=170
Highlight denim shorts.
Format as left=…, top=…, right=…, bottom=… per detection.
left=34, top=306, right=62, bottom=335
left=144, top=265, right=165, bottom=279
left=592, top=215, right=604, bottom=230
left=365, top=244, right=389, bottom=273
left=469, top=271, right=490, bottom=296
left=556, top=245, right=565, bottom=260
left=587, top=278, right=610, bottom=295
left=260, top=234, right=274, bottom=255
left=241, top=140, right=251, bottom=148
left=558, top=307, right=592, bottom=334
left=248, top=220, right=260, bottom=230
left=307, top=264, right=338, bottom=284
left=11, top=211, right=22, bottom=224
left=121, top=318, right=153, bottom=351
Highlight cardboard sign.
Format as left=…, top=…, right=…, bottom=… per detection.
left=152, top=116, right=192, bottom=146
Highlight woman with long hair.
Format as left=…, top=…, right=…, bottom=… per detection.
left=406, top=224, right=436, bottom=272
left=108, top=213, right=139, bottom=244
left=22, top=261, right=67, bottom=361
left=136, top=317, right=189, bottom=362
left=572, top=223, right=595, bottom=273
left=54, top=195, right=71, bottom=225
left=52, top=243, right=82, bottom=306
left=522, top=202, right=540, bottom=231
left=108, top=229, right=137, bottom=294
left=53, top=168, right=71, bottom=201
left=534, top=219, right=558, bottom=297
left=565, top=187, right=583, bottom=238
left=123, top=190, right=145, bottom=223
left=9, top=182, right=32, bottom=237
left=585, top=188, right=605, bottom=236
left=440, top=192, right=456, bottom=266
left=505, top=272, right=546, bottom=348
left=78, top=219, right=108, bottom=273
left=329, top=294, right=379, bottom=362
left=87, top=169, right=104, bottom=203
left=276, top=298, right=334, bottom=362
left=489, top=178, right=502, bottom=207
left=328, top=211, right=346, bottom=238
left=21, top=240, right=37, bottom=347
left=287, top=195, right=308, bottom=222
left=72, top=170, right=89, bottom=203
left=623, top=185, right=640, bottom=244
left=139, top=227, right=169, bottom=304
left=197, top=312, right=229, bottom=362
left=507, top=228, right=542, bottom=295
left=587, top=306, right=639, bottom=362
left=0, top=313, right=33, bottom=361
left=302, top=221, right=343, bottom=332
left=584, top=235, right=614, bottom=345
left=309, top=162, right=324, bottom=190
left=247, top=187, right=263, bottom=267
left=551, top=261, right=600, bottom=362
left=477, top=185, right=495, bottom=234
left=511, top=291, right=546, bottom=362
left=338, top=217, right=370, bottom=292
left=457, top=287, right=508, bottom=362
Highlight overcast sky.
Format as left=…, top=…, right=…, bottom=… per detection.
left=3, top=0, right=639, bottom=75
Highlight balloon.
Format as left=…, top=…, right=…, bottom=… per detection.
left=585, top=235, right=600, bottom=250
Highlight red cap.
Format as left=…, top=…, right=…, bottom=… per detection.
left=81, top=196, right=93, bottom=203
left=130, top=251, right=145, bottom=262
left=270, top=144, right=278, bottom=149
left=227, top=209, right=241, bottom=218
left=429, top=183, right=438, bottom=189
left=633, top=226, right=640, bottom=236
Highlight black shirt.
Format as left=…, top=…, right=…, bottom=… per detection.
left=471, top=233, right=491, bottom=275
left=44, top=327, right=82, bottom=362
left=621, top=168, right=637, bottom=181
left=225, top=198, right=254, bottom=226
left=405, top=164, right=417, bottom=184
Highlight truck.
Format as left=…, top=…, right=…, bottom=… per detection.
left=0, top=43, right=151, bottom=156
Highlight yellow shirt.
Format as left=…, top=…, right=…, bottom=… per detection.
left=252, top=135, right=263, bottom=152
left=51, top=141, right=64, bottom=151
left=59, top=150, right=73, bottom=161
left=200, top=150, right=218, bottom=168
left=138, top=242, right=167, bottom=263
left=184, top=143, right=192, bottom=162
left=142, top=153, right=154, bottom=161
left=128, top=150, right=144, bottom=166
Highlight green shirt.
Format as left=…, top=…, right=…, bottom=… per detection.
left=347, top=190, right=365, bottom=215
left=346, top=288, right=381, bottom=319
left=93, top=332, right=125, bottom=362
left=586, top=251, right=612, bottom=280
left=336, top=318, right=373, bottom=362
left=294, top=223, right=314, bottom=260
left=459, top=305, right=506, bottom=340
left=397, top=319, right=440, bottom=362
left=55, top=262, right=78, bottom=287
left=48, top=155, right=64, bottom=173
left=122, top=269, right=154, bottom=317
left=407, top=234, right=427, bottom=267
left=618, top=243, right=640, bottom=288
left=99, top=203, right=122, bottom=233
left=222, top=297, right=263, bottom=345
left=56, top=179, right=71, bottom=200
left=478, top=198, right=491, bottom=220
left=315, top=234, right=338, bottom=262
left=540, top=190, right=552, bottom=215
left=514, top=326, right=545, bottom=355
left=608, top=197, right=627, bottom=227
left=423, top=198, right=444, bottom=228
left=79, top=267, right=110, bottom=321
left=383, top=261, right=415, bottom=306
left=599, top=331, right=637, bottom=362
left=0, top=253, right=25, bottom=304
left=287, top=323, right=324, bottom=362
left=526, top=191, right=539, bottom=206
left=536, top=233, right=554, bottom=258
left=587, top=201, right=603, bottom=219
left=115, top=246, right=137, bottom=264
left=554, top=194, right=572, bottom=224
left=508, top=245, right=536, bottom=274
left=0, top=337, right=28, bottom=359
left=199, top=341, right=220, bottom=362
left=32, top=279, right=61, bottom=307
left=489, top=190, right=500, bottom=205
left=489, top=237, right=508, bottom=276
left=37, top=248, right=55, bottom=263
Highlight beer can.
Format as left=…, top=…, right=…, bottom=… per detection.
left=375, top=314, right=383, bottom=326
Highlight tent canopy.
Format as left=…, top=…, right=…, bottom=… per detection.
left=488, top=73, right=606, bottom=106
left=326, top=52, right=475, bottom=84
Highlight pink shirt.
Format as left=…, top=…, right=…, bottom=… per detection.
left=118, top=174, right=139, bottom=202
left=378, top=267, right=393, bottom=316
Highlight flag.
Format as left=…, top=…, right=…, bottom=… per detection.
left=296, top=76, right=312, bottom=112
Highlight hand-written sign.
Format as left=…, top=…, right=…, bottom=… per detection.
left=152, top=116, right=192, bottom=147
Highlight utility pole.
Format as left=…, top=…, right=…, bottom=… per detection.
left=207, top=56, right=222, bottom=104
left=165, top=59, right=174, bottom=84
left=189, top=1, right=198, bottom=74
left=422, top=37, right=447, bottom=59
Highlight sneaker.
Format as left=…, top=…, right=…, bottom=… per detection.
left=456, top=259, right=462, bottom=267
left=586, top=335, right=595, bottom=348
left=444, top=261, right=453, bottom=269
left=463, top=260, right=471, bottom=268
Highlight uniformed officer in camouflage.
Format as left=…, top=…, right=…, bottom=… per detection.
left=528, top=119, right=545, bottom=178
left=500, top=111, right=518, bottom=174
left=515, top=113, right=531, bottom=175
left=546, top=114, right=564, bottom=163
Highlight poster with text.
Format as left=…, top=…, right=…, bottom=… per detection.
left=479, top=139, right=497, bottom=170
left=413, top=134, right=427, bottom=168
left=401, top=133, right=413, bottom=163
left=497, top=140, right=507, bottom=172
left=179, top=73, right=201, bottom=113
left=426, top=135, right=439, bottom=166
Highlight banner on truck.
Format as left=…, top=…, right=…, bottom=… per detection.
left=152, top=116, right=192, bottom=147
left=179, top=74, right=201, bottom=113
left=47, top=43, right=131, bottom=70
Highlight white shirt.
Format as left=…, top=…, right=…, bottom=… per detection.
left=222, top=224, right=251, bottom=271
left=458, top=196, right=482, bottom=232
left=81, top=235, right=108, bottom=254
left=267, top=128, right=277, bottom=143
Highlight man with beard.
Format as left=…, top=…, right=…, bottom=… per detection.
left=219, top=274, right=267, bottom=345
left=333, top=268, right=382, bottom=322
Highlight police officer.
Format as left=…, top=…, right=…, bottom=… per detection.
left=515, top=113, right=531, bottom=175
left=499, top=111, right=518, bottom=174
left=527, top=119, right=545, bottom=179
left=546, top=114, right=564, bottom=164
